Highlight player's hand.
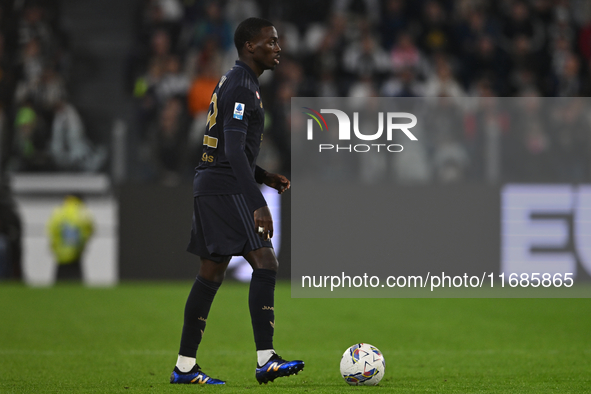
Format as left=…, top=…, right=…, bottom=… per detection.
left=263, top=173, right=290, bottom=194
left=254, top=206, right=273, bottom=240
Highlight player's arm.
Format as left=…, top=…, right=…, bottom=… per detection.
left=255, top=166, right=290, bottom=195
left=225, top=131, right=267, bottom=212
left=221, top=85, right=273, bottom=239
left=225, top=131, right=273, bottom=239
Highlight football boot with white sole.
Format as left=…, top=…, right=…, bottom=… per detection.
left=255, top=353, right=304, bottom=384
left=170, top=364, right=225, bottom=385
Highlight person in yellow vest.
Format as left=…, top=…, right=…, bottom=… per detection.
left=47, top=194, right=95, bottom=280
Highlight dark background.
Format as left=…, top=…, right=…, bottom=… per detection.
left=118, top=184, right=292, bottom=279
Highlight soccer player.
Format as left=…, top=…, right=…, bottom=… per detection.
left=169, top=18, right=304, bottom=385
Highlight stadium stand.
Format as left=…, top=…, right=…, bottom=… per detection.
left=0, top=0, right=589, bottom=184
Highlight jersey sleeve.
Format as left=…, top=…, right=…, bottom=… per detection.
left=225, top=131, right=267, bottom=212
left=221, top=85, right=266, bottom=212
left=221, top=86, right=255, bottom=134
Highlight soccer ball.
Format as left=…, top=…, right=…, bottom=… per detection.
left=340, top=343, right=385, bottom=386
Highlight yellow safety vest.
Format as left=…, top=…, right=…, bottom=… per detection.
left=46, top=197, right=94, bottom=264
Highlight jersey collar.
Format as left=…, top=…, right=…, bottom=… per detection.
left=235, top=60, right=259, bottom=86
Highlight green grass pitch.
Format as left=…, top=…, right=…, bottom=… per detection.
left=1, top=281, right=590, bottom=393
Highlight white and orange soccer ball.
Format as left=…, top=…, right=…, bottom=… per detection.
left=339, top=343, right=385, bottom=386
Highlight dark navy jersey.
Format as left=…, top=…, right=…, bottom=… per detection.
left=193, top=60, right=267, bottom=212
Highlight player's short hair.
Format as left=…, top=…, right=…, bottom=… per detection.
left=234, top=17, right=274, bottom=54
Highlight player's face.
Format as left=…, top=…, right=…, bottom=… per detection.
left=252, top=26, right=281, bottom=71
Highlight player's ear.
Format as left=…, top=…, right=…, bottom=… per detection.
left=245, top=40, right=255, bottom=54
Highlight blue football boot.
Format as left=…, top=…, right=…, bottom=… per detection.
left=256, top=353, right=305, bottom=384
left=170, top=364, right=225, bottom=385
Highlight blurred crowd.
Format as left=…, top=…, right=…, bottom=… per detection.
left=0, top=0, right=105, bottom=178
left=127, top=0, right=591, bottom=184
left=0, top=0, right=589, bottom=184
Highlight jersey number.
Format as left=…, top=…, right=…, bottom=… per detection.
left=205, top=93, right=218, bottom=130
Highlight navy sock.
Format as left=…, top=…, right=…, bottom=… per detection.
left=249, top=269, right=276, bottom=351
left=179, top=275, right=221, bottom=357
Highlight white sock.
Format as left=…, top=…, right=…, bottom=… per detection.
left=257, top=349, right=276, bottom=366
left=176, top=355, right=196, bottom=373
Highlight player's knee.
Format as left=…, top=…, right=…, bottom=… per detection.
left=199, top=257, right=231, bottom=282
left=247, top=248, right=278, bottom=271
left=256, top=257, right=278, bottom=271
left=205, top=270, right=227, bottom=283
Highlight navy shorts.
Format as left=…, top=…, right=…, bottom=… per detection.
left=187, top=194, right=273, bottom=263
